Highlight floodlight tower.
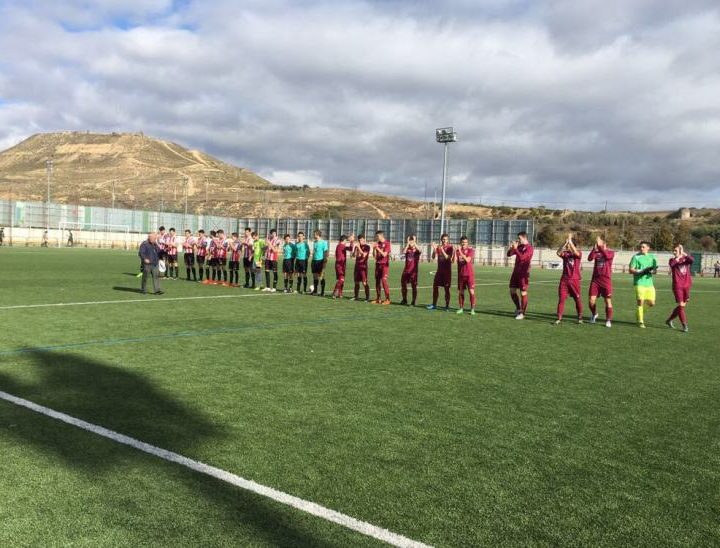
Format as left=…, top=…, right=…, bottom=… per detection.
left=45, top=158, right=53, bottom=229
left=435, top=127, right=457, bottom=235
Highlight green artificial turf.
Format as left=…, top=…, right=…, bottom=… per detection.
left=0, top=247, right=719, bottom=546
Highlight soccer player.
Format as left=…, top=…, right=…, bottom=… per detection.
left=629, top=241, right=658, bottom=328
left=294, top=231, right=311, bottom=293
left=204, top=230, right=217, bottom=283
left=282, top=233, right=296, bottom=293
left=165, top=228, right=179, bottom=279
left=196, top=229, right=207, bottom=282
left=182, top=229, right=197, bottom=281
left=215, top=230, right=229, bottom=285
left=229, top=232, right=242, bottom=286
left=242, top=227, right=254, bottom=287
left=666, top=244, right=694, bottom=333
left=507, top=231, right=534, bottom=320
left=310, top=230, right=329, bottom=296
left=455, top=236, right=476, bottom=315
left=157, top=226, right=168, bottom=278
left=373, top=230, right=391, bottom=304
left=588, top=235, right=615, bottom=327
left=555, top=233, right=583, bottom=324
left=353, top=234, right=371, bottom=301
left=332, top=234, right=355, bottom=299
left=263, top=229, right=281, bottom=292
left=427, top=234, right=454, bottom=311
left=400, top=235, right=421, bottom=306
left=251, top=231, right=265, bottom=290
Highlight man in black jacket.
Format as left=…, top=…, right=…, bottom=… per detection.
left=139, top=232, right=164, bottom=295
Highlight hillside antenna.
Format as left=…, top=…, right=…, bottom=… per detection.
left=435, top=127, right=457, bottom=235
left=45, top=158, right=53, bottom=229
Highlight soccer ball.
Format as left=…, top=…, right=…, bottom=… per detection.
left=308, top=284, right=315, bottom=293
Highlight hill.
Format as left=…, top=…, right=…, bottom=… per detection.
left=0, top=132, right=495, bottom=219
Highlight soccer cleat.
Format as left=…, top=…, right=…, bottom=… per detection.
left=270, top=288, right=277, bottom=293
left=153, top=290, right=164, bottom=295
left=456, top=309, right=464, bottom=315
left=515, top=313, right=525, bottom=320
left=682, top=324, right=689, bottom=333
left=638, top=323, right=646, bottom=329
left=426, top=304, right=436, bottom=310
left=469, top=309, right=476, bottom=316
left=372, top=299, right=382, bottom=304
left=399, top=300, right=408, bottom=306
left=554, top=319, right=561, bottom=325
left=665, top=319, right=675, bottom=329
left=605, top=321, right=612, bottom=328
left=590, top=314, right=598, bottom=324
left=577, top=318, right=583, bottom=324
left=254, top=286, right=261, bottom=291
left=382, top=299, right=391, bottom=305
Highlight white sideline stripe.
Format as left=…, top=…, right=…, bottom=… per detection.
left=0, top=293, right=285, bottom=311
left=0, top=390, right=431, bottom=548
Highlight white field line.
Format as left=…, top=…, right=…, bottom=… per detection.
left=0, top=390, right=430, bottom=548
left=0, top=293, right=287, bottom=311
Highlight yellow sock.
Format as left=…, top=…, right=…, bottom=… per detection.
left=636, top=305, right=644, bottom=324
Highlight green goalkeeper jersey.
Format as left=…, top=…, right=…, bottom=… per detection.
left=630, top=253, right=658, bottom=286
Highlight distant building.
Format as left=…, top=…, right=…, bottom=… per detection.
left=680, top=208, right=691, bottom=220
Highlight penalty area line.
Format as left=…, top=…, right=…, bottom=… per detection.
left=0, top=390, right=431, bottom=548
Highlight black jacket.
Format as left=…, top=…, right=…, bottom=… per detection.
left=139, top=240, right=160, bottom=266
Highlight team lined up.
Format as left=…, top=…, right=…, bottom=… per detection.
left=151, top=226, right=694, bottom=328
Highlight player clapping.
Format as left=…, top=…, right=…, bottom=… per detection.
left=372, top=231, right=392, bottom=304
left=629, top=241, right=658, bottom=328
left=666, top=244, right=693, bottom=332
left=427, top=234, right=453, bottom=311
left=455, top=236, right=476, bottom=315
left=588, top=235, right=615, bottom=327
left=400, top=235, right=421, bottom=306
left=353, top=234, right=371, bottom=301
left=507, top=231, right=534, bottom=319
left=555, top=233, right=583, bottom=324
left=182, top=229, right=198, bottom=281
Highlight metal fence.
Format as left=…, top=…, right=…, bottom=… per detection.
left=0, top=199, right=534, bottom=246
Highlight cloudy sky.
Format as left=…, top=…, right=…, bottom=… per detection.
left=1, top=0, right=719, bottom=210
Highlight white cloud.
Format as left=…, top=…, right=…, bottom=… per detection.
left=0, top=0, right=719, bottom=210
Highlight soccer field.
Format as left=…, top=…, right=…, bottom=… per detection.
left=1, top=247, right=719, bottom=546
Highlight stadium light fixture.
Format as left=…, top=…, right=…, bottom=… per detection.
left=435, top=127, right=457, bottom=235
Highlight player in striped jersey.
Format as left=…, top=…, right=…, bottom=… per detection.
left=229, top=232, right=242, bottom=286
left=264, top=229, right=281, bottom=292
left=242, top=227, right=254, bottom=288
left=165, top=228, right=179, bottom=279
left=196, top=230, right=207, bottom=282
left=182, top=229, right=197, bottom=281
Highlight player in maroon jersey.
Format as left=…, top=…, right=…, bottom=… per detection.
left=507, top=231, right=534, bottom=319
left=400, top=235, right=421, bottom=306
left=455, top=236, right=476, bottom=315
left=332, top=234, right=355, bottom=299
left=427, top=234, right=454, bottom=311
left=182, top=229, right=197, bottom=281
left=555, top=233, right=583, bottom=324
left=353, top=234, right=371, bottom=301
left=587, top=235, right=615, bottom=328
left=165, top=228, right=179, bottom=279
left=666, top=244, right=694, bottom=333
left=372, top=230, right=392, bottom=304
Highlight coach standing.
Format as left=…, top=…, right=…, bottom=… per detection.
left=139, top=232, right=164, bottom=295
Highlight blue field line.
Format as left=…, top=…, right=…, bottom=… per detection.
left=0, top=312, right=407, bottom=358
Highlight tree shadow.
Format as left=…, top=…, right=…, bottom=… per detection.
left=112, top=286, right=145, bottom=293
left=0, top=351, right=350, bottom=546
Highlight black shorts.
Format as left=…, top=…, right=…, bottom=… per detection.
left=265, top=259, right=278, bottom=272
left=208, top=257, right=217, bottom=267
left=311, top=259, right=325, bottom=274
left=295, top=259, right=307, bottom=273
left=196, top=255, right=206, bottom=265
left=229, top=260, right=240, bottom=271
left=167, top=254, right=178, bottom=264
left=243, top=257, right=253, bottom=269
left=283, top=259, right=294, bottom=274
left=184, top=254, right=195, bottom=266
left=159, top=250, right=167, bottom=260
left=217, top=258, right=227, bottom=267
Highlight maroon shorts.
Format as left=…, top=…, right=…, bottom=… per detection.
left=458, top=275, right=475, bottom=291
left=589, top=279, right=612, bottom=298
left=375, top=264, right=389, bottom=281
left=558, top=278, right=581, bottom=300
left=509, top=273, right=529, bottom=291
left=673, top=286, right=690, bottom=303
left=354, top=268, right=368, bottom=284
left=335, top=264, right=346, bottom=281
left=401, top=271, right=418, bottom=286
left=434, top=269, right=451, bottom=287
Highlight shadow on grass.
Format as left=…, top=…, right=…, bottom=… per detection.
left=0, top=351, right=344, bottom=546
left=112, top=286, right=145, bottom=293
